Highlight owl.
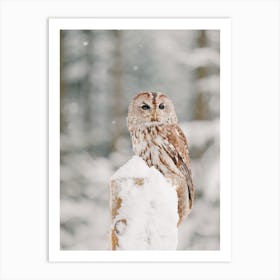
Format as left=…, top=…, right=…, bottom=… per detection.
left=127, top=91, right=194, bottom=225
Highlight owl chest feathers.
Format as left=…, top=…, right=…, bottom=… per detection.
left=130, top=125, right=182, bottom=178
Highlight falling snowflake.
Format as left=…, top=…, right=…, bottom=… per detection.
left=133, top=65, right=139, bottom=71
left=83, top=41, right=89, bottom=46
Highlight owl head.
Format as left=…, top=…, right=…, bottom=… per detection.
left=127, top=91, right=178, bottom=131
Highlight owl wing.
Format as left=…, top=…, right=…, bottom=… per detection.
left=164, top=124, right=194, bottom=209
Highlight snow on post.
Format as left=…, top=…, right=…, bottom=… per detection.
left=110, top=156, right=179, bottom=250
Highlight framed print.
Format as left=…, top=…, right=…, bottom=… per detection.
left=49, top=17, right=231, bottom=262
left=1, top=0, right=279, bottom=279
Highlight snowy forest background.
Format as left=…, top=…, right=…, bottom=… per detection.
left=60, top=30, right=220, bottom=250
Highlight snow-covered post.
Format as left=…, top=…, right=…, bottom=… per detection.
left=110, top=156, right=179, bottom=250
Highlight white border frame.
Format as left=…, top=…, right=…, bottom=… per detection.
left=49, top=18, right=231, bottom=262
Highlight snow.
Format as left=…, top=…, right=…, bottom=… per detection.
left=186, top=47, right=220, bottom=68
left=111, top=156, right=150, bottom=180
left=180, top=119, right=219, bottom=149
left=111, top=156, right=179, bottom=250
left=63, top=60, right=88, bottom=81
left=181, top=120, right=220, bottom=204
left=196, top=75, right=220, bottom=94
left=60, top=120, right=220, bottom=250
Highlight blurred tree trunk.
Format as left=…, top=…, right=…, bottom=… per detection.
left=82, top=31, right=93, bottom=143
left=60, top=31, right=65, bottom=133
left=193, top=30, right=209, bottom=120
left=111, top=31, right=124, bottom=152
left=192, top=30, right=220, bottom=121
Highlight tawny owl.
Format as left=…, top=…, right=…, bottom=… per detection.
left=127, top=91, right=194, bottom=225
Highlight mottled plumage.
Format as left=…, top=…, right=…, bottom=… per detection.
left=127, top=91, right=194, bottom=224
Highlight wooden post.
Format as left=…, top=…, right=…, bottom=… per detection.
left=109, top=156, right=178, bottom=250
left=110, top=177, right=145, bottom=250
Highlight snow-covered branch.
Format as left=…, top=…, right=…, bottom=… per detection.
left=110, top=156, right=179, bottom=250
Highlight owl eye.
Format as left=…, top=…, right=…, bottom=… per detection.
left=159, top=103, right=165, bottom=110
left=141, top=104, right=150, bottom=110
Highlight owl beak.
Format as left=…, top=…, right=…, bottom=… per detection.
left=151, top=111, right=158, bottom=121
